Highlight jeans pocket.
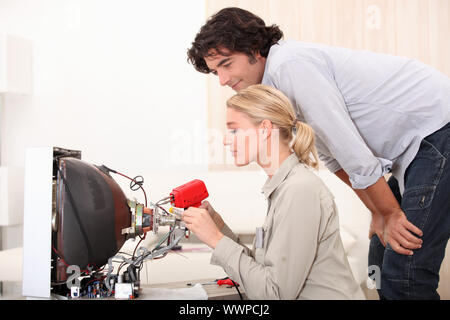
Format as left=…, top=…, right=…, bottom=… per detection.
left=422, top=139, right=446, bottom=161
left=404, top=138, right=446, bottom=192
left=402, top=186, right=436, bottom=211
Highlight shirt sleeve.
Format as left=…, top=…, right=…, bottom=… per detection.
left=266, top=58, right=392, bottom=189
left=210, top=184, right=322, bottom=299
left=220, top=222, right=239, bottom=242
left=314, top=133, right=342, bottom=173
left=219, top=222, right=253, bottom=256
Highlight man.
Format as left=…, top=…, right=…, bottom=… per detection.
left=187, top=7, right=450, bottom=300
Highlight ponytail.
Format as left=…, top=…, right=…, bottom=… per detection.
left=291, top=120, right=319, bottom=170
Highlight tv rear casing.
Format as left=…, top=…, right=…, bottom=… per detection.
left=22, top=147, right=54, bottom=299
left=23, top=147, right=131, bottom=298
left=54, top=156, right=130, bottom=282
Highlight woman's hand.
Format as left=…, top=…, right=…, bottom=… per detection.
left=182, top=206, right=223, bottom=249
left=199, top=201, right=225, bottom=230
left=383, top=209, right=423, bottom=255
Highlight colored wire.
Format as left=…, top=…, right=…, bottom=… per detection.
left=114, top=171, right=148, bottom=207
left=229, top=278, right=243, bottom=300
left=132, top=235, right=145, bottom=260
left=52, top=246, right=92, bottom=274
left=153, top=226, right=174, bottom=251
left=101, top=165, right=148, bottom=207
left=156, top=204, right=170, bottom=215
left=85, top=275, right=106, bottom=287
left=116, top=262, right=126, bottom=276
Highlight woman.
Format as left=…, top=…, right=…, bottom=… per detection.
left=182, top=85, right=364, bottom=299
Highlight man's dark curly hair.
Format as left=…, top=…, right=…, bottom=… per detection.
left=187, top=7, right=283, bottom=74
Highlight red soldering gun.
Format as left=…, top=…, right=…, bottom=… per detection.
left=137, top=179, right=209, bottom=236
left=170, top=179, right=209, bottom=209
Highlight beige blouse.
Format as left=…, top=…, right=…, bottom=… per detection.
left=210, top=153, right=365, bottom=300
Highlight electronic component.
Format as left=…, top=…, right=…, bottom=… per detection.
left=70, top=286, right=80, bottom=299
left=24, top=147, right=210, bottom=300
left=115, top=283, right=134, bottom=299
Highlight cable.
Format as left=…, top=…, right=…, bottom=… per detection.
left=85, top=275, right=106, bottom=287
left=229, top=278, right=243, bottom=300
left=115, top=172, right=148, bottom=207
left=100, top=165, right=148, bottom=207
left=51, top=246, right=93, bottom=274
left=116, top=262, right=126, bottom=277
left=156, top=196, right=172, bottom=206
left=116, top=232, right=148, bottom=277
left=132, top=234, right=145, bottom=260
left=153, top=226, right=174, bottom=251
left=117, top=251, right=133, bottom=257
left=156, top=204, right=170, bottom=215
left=52, top=246, right=70, bottom=268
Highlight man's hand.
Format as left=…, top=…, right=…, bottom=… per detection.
left=383, top=209, right=423, bottom=255
left=369, top=212, right=386, bottom=247
left=182, top=207, right=223, bottom=249
left=335, top=172, right=424, bottom=256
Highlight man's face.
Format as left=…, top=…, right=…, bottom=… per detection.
left=205, top=48, right=266, bottom=92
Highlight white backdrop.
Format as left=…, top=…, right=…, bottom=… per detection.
left=0, top=0, right=392, bottom=297
left=0, top=0, right=208, bottom=247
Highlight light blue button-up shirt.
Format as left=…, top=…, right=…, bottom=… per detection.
left=262, top=40, right=450, bottom=194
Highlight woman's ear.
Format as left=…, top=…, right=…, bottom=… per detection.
left=260, top=119, right=273, bottom=139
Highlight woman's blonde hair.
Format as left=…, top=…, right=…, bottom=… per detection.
left=226, top=84, right=319, bottom=169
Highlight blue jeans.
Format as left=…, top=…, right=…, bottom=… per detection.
left=368, top=122, right=450, bottom=299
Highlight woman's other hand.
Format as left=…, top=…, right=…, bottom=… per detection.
left=182, top=207, right=224, bottom=249
left=199, top=201, right=225, bottom=230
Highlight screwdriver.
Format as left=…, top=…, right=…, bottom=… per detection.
left=187, top=277, right=239, bottom=287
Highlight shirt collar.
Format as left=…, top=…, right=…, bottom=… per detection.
left=262, top=41, right=284, bottom=82
left=261, top=153, right=300, bottom=199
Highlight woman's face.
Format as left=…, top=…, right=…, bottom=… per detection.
left=223, top=107, right=264, bottom=167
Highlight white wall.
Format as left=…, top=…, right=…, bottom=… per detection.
left=0, top=0, right=208, bottom=247
left=0, top=0, right=209, bottom=168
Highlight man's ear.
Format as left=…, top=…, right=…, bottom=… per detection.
left=251, top=49, right=262, bottom=58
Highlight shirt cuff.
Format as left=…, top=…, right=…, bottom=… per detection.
left=349, top=158, right=392, bottom=189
